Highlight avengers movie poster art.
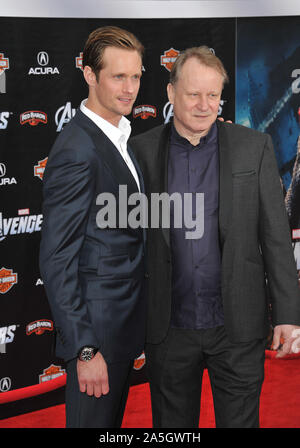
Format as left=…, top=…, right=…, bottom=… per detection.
left=236, top=16, right=300, bottom=276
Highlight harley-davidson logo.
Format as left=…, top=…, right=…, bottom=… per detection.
left=26, top=319, right=53, bottom=336
left=20, top=111, right=47, bottom=126
left=39, top=364, right=66, bottom=383
left=0, top=53, right=9, bottom=75
left=0, top=267, right=18, bottom=294
left=76, top=52, right=83, bottom=71
left=34, top=157, right=48, bottom=180
left=133, top=351, right=146, bottom=370
left=160, top=48, right=180, bottom=72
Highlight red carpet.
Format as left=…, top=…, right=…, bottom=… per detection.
left=1, top=353, right=300, bottom=428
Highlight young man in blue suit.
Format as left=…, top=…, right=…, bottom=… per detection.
left=40, top=26, right=146, bottom=428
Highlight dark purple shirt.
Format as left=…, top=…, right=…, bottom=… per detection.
left=168, top=122, right=224, bottom=329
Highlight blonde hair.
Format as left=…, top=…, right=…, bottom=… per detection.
left=170, top=46, right=229, bottom=86
left=83, top=26, right=144, bottom=80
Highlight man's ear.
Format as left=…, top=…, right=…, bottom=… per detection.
left=167, top=82, right=175, bottom=105
left=83, top=66, right=97, bottom=87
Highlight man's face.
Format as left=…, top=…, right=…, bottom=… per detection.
left=87, top=46, right=142, bottom=126
left=167, top=58, right=223, bottom=139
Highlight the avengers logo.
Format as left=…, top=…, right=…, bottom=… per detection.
left=163, top=102, right=174, bottom=123
left=55, top=102, right=76, bottom=132
left=0, top=210, right=43, bottom=242
left=0, top=112, right=12, bottom=129
left=0, top=325, right=17, bottom=344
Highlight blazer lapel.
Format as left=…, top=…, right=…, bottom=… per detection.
left=159, top=123, right=172, bottom=248
left=74, top=109, right=139, bottom=195
left=127, top=144, right=147, bottom=244
left=128, top=145, right=145, bottom=194
left=217, top=120, right=232, bottom=246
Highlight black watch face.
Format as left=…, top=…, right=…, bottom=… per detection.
left=82, top=350, right=92, bottom=361
left=80, top=347, right=96, bottom=361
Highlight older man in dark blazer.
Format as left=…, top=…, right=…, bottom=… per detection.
left=131, top=46, right=300, bottom=428
left=40, top=26, right=146, bottom=428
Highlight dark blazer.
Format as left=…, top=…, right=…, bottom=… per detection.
left=40, top=109, right=146, bottom=363
left=130, top=120, right=300, bottom=345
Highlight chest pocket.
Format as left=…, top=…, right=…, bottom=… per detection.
left=232, top=170, right=256, bottom=179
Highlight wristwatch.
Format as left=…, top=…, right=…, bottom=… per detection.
left=78, top=346, right=98, bottom=362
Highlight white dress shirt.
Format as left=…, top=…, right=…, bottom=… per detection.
left=80, top=99, right=140, bottom=192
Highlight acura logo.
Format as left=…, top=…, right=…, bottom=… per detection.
left=0, top=377, right=11, bottom=392
left=37, top=51, right=49, bottom=67
left=0, top=163, right=6, bottom=177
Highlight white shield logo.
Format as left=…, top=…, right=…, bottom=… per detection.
left=0, top=377, right=11, bottom=392
left=0, top=163, right=6, bottom=177
left=37, top=51, right=49, bottom=67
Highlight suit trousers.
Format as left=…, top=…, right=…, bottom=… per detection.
left=65, top=358, right=133, bottom=428
left=145, top=326, right=266, bottom=428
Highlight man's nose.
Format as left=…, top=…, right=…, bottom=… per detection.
left=196, top=95, right=209, bottom=110
left=122, top=78, right=134, bottom=93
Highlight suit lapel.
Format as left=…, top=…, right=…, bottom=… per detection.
left=74, top=109, right=138, bottom=195
left=128, top=145, right=145, bottom=194
left=159, top=123, right=172, bottom=248
left=217, top=120, right=232, bottom=246
left=127, top=145, right=147, bottom=244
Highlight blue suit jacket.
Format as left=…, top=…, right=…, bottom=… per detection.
left=40, top=109, right=146, bottom=363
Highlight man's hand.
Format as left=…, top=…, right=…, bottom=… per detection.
left=217, top=117, right=232, bottom=123
left=77, top=351, right=109, bottom=397
left=272, top=324, right=300, bottom=358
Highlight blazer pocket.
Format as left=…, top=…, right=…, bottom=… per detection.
left=79, top=240, right=99, bottom=270
left=97, top=253, right=131, bottom=277
left=83, top=277, right=132, bottom=300
left=244, top=260, right=266, bottom=298
left=232, top=170, right=256, bottom=178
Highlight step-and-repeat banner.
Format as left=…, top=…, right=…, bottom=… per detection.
left=0, top=17, right=235, bottom=394
left=1, top=13, right=300, bottom=406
